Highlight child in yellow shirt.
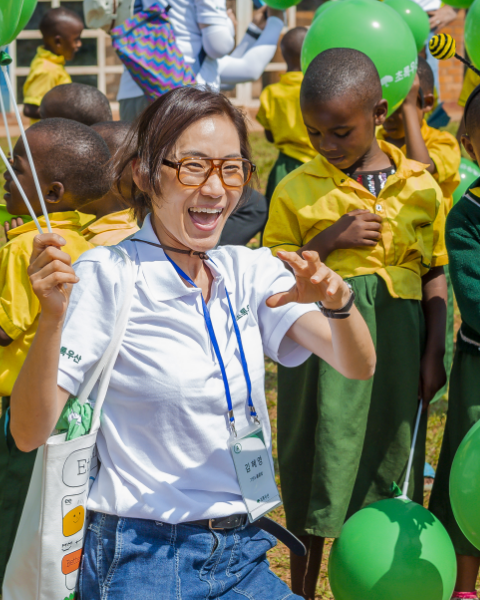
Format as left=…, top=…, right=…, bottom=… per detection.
left=80, top=121, right=139, bottom=245
left=23, top=7, right=83, bottom=123
left=256, top=27, right=317, bottom=201
left=264, top=48, right=448, bottom=598
left=0, top=117, right=110, bottom=585
left=377, top=57, right=460, bottom=404
left=456, top=68, right=480, bottom=144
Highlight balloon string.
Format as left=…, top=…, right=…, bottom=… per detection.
left=0, top=146, right=43, bottom=233
left=400, top=402, right=423, bottom=500
left=0, top=65, right=51, bottom=233
left=0, top=71, right=13, bottom=158
left=455, top=53, right=480, bottom=78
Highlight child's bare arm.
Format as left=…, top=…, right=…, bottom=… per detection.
left=0, top=326, right=12, bottom=346
left=23, top=103, right=41, bottom=120
left=264, top=129, right=274, bottom=143
left=298, top=210, right=382, bottom=262
left=420, top=266, right=447, bottom=408
left=403, top=76, right=436, bottom=174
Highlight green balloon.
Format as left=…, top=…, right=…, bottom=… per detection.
left=465, top=0, right=480, bottom=71
left=0, top=0, right=23, bottom=46
left=0, top=205, right=33, bottom=227
left=301, top=0, right=418, bottom=116
left=384, top=0, right=430, bottom=52
left=452, top=158, right=480, bottom=205
left=329, top=498, right=457, bottom=600
left=313, top=0, right=342, bottom=22
left=450, top=418, right=480, bottom=548
left=263, top=0, right=301, bottom=8
left=8, top=0, right=37, bottom=44
left=442, top=0, right=474, bottom=9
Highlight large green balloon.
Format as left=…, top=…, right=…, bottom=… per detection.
left=384, top=0, right=430, bottom=52
left=452, top=158, right=480, bottom=205
left=465, top=0, right=480, bottom=71
left=263, top=0, right=301, bottom=8
left=0, top=0, right=23, bottom=46
left=329, top=498, right=456, bottom=600
left=8, top=0, right=37, bottom=44
left=450, top=418, right=480, bottom=548
left=442, top=0, right=474, bottom=9
left=301, top=0, right=418, bottom=116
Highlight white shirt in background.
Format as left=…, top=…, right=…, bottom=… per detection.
left=57, top=215, right=317, bottom=523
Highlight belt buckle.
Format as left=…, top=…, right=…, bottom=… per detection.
left=209, top=515, right=244, bottom=530
left=209, top=518, right=225, bottom=530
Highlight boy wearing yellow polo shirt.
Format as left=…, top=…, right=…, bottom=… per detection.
left=23, top=7, right=83, bottom=124
left=256, top=27, right=317, bottom=202
left=457, top=68, right=480, bottom=144
left=264, top=49, right=448, bottom=598
left=80, top=121, right=139, bottom=245
left=0, top=118, right=110, bottom=586
left=378, top=57, right=460, bottom=403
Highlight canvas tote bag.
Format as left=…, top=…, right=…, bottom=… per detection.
left=3, top=254, right=135, bottom=600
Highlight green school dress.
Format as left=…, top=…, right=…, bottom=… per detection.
left=278, top=274, right=427, bottom=538
left=429, top=182, right=480, bottom=557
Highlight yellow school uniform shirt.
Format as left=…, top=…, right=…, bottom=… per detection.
left=263, top=140, right=447, bottom=301
left=459, top=69, right=480, bottom=108
left=256, top=72, right=317, bottom=164
left=81, top=208, right=139, bottom=246
left=377, top=120, right=461, bottom=211
left=23, top=46, right=71, bottom=122
left=0, top=212, right=93, bottom=397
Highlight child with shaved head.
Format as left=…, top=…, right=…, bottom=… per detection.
left=40, top=82, right=113, bottom=126
left=23, top=7, right=83, bottom=123
left=80, top=121, right=139, bottom=245
left=429, top=85, right=480, bottom=600
left=256, top=27, right=317, bottom=203
left=0, top=118, right=110, bottom=585
left=264, top=48, right=448, bottom=597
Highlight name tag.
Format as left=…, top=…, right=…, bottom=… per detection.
left=229, top=424, right=282, bottom=522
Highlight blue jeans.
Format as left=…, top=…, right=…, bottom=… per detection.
left=79, top=511, right=300, bottom=599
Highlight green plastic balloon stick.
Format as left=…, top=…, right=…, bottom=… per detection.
left=384, top=0, right=430, bottom=52
left=453, top=158, right=480, bottom=205
left=9, top=0, right=38, bottom=43
left=329, top=498, right=457, bottom=600
left=465, top=0, right=480, bottom=71
left=301, top=0, right=418, bottom=116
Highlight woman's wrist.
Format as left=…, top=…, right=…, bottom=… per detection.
left=321, top=281, right=353, bottom=311
left=38, top=310, right=66, bottom=333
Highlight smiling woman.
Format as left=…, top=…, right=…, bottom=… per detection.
left=10, top=87, right=375, bottom=600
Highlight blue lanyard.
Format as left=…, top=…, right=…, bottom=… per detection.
left=162, top=252, right=259, bottom=435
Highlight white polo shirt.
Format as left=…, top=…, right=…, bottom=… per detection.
left=58, top=215, right=317, bottom=523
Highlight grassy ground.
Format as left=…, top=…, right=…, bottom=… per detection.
left=0, top=131, right=459, bottom=598
left=248, top=130, right=455, bottom=598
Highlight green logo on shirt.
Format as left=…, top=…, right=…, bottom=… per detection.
left=235, top=305, right=250, bottom=321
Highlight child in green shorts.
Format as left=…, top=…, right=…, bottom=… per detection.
left=0, top=118, right=110, bottom=586
left=263, top=48, right=448, bottom=599
left=429, top=85, right=480, bottom=600
left=377, top=57, right=461, bottom=404
left=256, top=27, right=317, bottom=203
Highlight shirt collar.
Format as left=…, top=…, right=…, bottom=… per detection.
left=279, top=71, right=304, bottom=86
left=82, top=209, right=137, bottom=235
left=128, top=213, right=225, bottom=302
left=7, top=210, right=90, bottom=240
left=36, top=46, right=66, bottom=65
left=301, top=139, right=428, bottom=189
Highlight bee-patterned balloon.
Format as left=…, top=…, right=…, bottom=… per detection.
left=429, top=33, right=456, bottom=60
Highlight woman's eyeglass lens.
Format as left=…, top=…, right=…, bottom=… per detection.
left=175, top=158, right=253, bottom=187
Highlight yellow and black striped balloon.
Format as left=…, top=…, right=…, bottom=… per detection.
left=429, top=33, right=456, bottom=60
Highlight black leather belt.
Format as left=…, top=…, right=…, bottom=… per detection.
left=190, top=514, right=306, bottom=557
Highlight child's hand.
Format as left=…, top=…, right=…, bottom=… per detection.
left=4, top=217, right=24, bottom=237
left=403, top=74, right=420, bottom=109
left=266, top=250, right=351, bottom=308
left=321, top=209, right=382, bottom=252
left=419, top=347, right=447, bottom=410
left=28, top=233, right=79, bottom=321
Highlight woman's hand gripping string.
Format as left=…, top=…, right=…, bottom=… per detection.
left=266, top=250, right=351, bottom=309
left=28, top=233, right=79, bottom=321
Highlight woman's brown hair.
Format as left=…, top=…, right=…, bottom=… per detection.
left=114, top=86, right=255, bottom=221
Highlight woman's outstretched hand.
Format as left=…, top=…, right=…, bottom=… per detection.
left=266, top=250, right=351, bottom=309
left=28, top=233, right=79, bottom=320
